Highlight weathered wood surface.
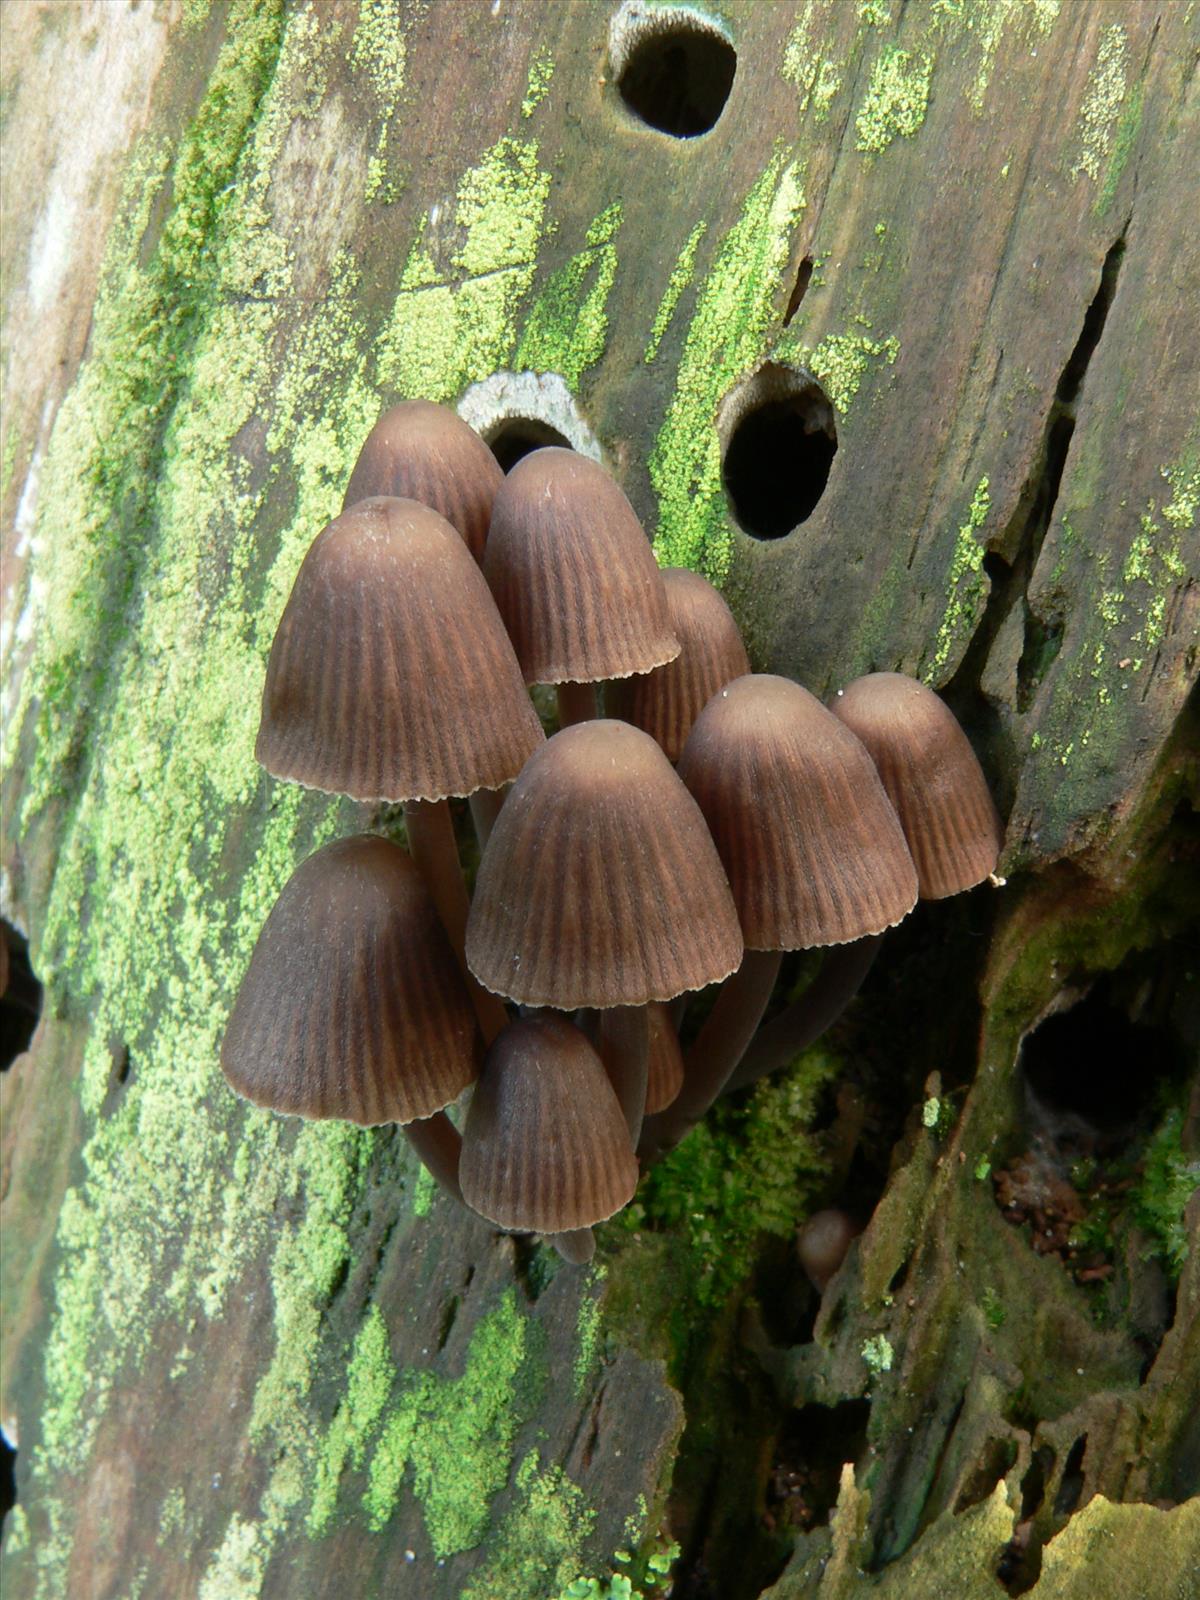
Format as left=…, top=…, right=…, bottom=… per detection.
left=1, top=2, right=1197, bottom=1597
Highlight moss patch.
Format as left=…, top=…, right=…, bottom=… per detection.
left=649, top=156, right=805, bottom=580
left=923, top=475, right=991, bottom=683
left=516, top=202, right=623, bottom=388
left=855, top=46, right=933, bottom=154
left=363, top=1289, right=532, bottom=1554
left=459, top=1450, right=596, bottom=1600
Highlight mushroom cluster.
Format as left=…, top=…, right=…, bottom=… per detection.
left=222, top=400, right=1003, bottom=1262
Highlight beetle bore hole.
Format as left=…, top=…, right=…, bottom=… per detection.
left=719, top=364, right=837, bottom=539
left=611, top=7, right=736, bottom=138
left=1, top=920, right=42, bottom=1072
left=0, top=1427, right=15, bottom=1531
left=485, top=417, right=572, bottom=473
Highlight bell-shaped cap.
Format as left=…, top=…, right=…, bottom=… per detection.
left=256, top=497, right=544, bottom=802
left=460, top=1014, right=639, bottom=1233
left=466, top=720, right=743, bottom=1008
left=483, top=448, right=679, bottom=685
left=678, top=675, right=918, bottom=949
left=621, top=568, right=751, bottom=761
left=342, top=400, right=502, bottom=564
left=645, top=1002, right=685, bottom=1115
left=221, top=835, right=480, bottom=1125
left=830, top=672, right=1004, bottom=899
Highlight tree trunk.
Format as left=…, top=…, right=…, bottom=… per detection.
left=1, top=2, right=1196, bottom=1597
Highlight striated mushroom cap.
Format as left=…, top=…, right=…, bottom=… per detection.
left=460, top=1013, right=639, bottom=1234
left=831, top=672, right=1003, bottom=899
left=619, top=567, right=751, bottom=761
left=342, top=399, right=503, bottom=564
left=466, top=720, right=743, bottom=1008
left=678, top=674, right=918, bottom=949
left=221, top=835, right=480, bottom=1125
left=256, top=497, right=544, bottom=802
left=483, top=448, right=679, bottom=685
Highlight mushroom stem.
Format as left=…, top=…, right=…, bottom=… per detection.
left=550, top=1228, right=596, bottom=1265
left=403, top=1111, right=464, bottom=1203
left=723, top=934, right=883, bottom=1094
left=556, top=679, right=597, bottom=727
left=468, top=785, right=506, bottom=851
left=598, top=1004, right=650, bottom=1147
left=638, top=949, right=782, bottom=1160
left=403, top=798, right=509, bottom=1044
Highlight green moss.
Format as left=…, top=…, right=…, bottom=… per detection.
left=861, top=1334, right=895, bottom=1374
left=1072, top=24, right=1128, bottom=184
left=348, top=0, right=408, bottom=202
left=363, top=1289, right=532, bottom=1555
left=459, top=1450, right=596, bottom=1600
left=308, top=1305, right=396, bottom=1533
left=618, top=1047, right=838, bottom=1312
left=1132, top=1109, right=1198, bottom=1283
left=858, top=0, right=892, bottom=25
left=516, top=203, right=622, bottom=388
left=924, top=475, right=991, bottom=682
left=782, top=5, right=844, bottom=122
left=649, top=156, right=805, bottom=580
left=964, top=0, right=1061, bottom=112
left=855, top=47, right=933, bottom=154
left=522, top=49, right=555, bottom=117
left=573, top=1282, right=605, bottom=1397
left=376, top=135, right=552, bottom=401
left=788, top=329, right=900, bottom=415
left=1096, top=79, right=1142, bottom=215
left=644, top=221, right=707, bottom=364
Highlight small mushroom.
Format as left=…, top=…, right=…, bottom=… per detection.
left=342, top=399, right=503, bottom=564
left=483, top=448, right=679, bottom=726
left=642, top=674, right=916, bottom=1155
left=460, top=1013, right=638, bottom=1241
left=797, top=1209, right=861, bottom=1293
left=829, top=671, right=1004, bottom=898
left=221, top=835, right=480, bottom=1127
left=613, top=567, right=750, bottom=760
left=466, top=719, right=743, bottom=1145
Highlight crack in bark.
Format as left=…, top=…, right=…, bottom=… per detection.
left=946, top=221, right=1130, bottom=718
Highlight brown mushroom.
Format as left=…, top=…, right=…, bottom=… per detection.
left=797, top=1209, right=861, bottom=1294
left=221, top=835, right=480, bottom=1127
left=613, top=567, right=750, bottom=760
left=256, top=495, right=544, bottom=1041
left=641, top=675, right=916, bottom=1155
left=460, top=1014, right=638, bottom=1241
left=829, top=672, right=1004, bottom=898
left=483, top=448, right=679, bottom=726
left=466, top=719, right=743, bottom=1145
left=342, top=399, right=503, bottom=564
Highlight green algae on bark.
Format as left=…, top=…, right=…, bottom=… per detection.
left=649, top=156, right=805, bottom=581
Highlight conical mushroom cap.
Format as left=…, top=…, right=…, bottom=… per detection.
left=256, top=497, right=544, bottom=802
left=460, top=1014, right=639, bottom=1233
left=342, top=400, right=502, bottom=564
left=466, top=720, right=743, bottom=1008
left=645, top=1001, right=685, bottom=1115
left=678, top=675, right=918, bottom=949
left=831, top=672, right=1004, bottom=899
left=621, top=568, right=751, bottom=761
left=221, top=835, right=480, bottom=1125
left=483, top=448, right=679, bottom=685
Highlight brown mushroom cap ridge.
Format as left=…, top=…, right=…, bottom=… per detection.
left=466, top=719, right=744, bottom=1008
left=483, top=448, right=680, bottom=686
left=831, top=672, right=1004, bottom=899
left=342, top=399, right=502, bottom=564
left=622, top=567, right=751, bottom=762
left=221, top=835, right=480, bottom=1125
left=256, top=496, right=544, bottom=803
left=679, top=674, right=918, bottom=949
left=460, top=1013, right=638, bottom=1234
